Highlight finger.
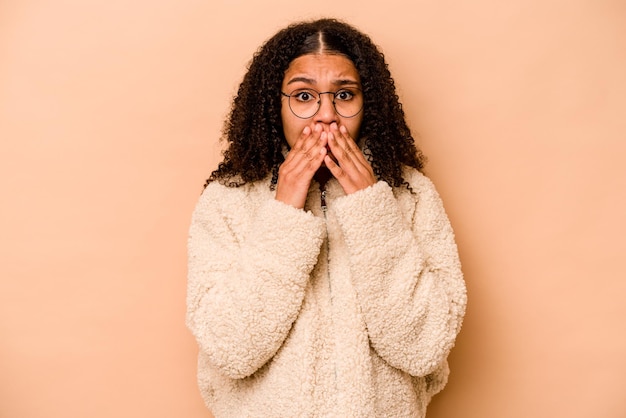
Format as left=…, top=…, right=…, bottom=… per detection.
left=285, top=124, right=323, bottom=164
left=288, top=124, right=316, bottom=155
left=326, top=125, right=376, bottom=194
left=328, top=124, right=357, bottom=159
left=324, top=154, right=343, bottom=178
left=301, top=124, right=328, bottom=157
left=331, top=125, right=374, bottom=174
left=335, top=124, right=368, bottom=164
left=325, top=132, right=355, bottom=184
left=327, top=128, right=360, bottom=171
left=285, top=128, right=327, bottom=176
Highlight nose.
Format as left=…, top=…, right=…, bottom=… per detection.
left=314, top=92, right=338, bottom=124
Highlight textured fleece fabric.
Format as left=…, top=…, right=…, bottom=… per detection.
left=186, top=167, right=467, bottom=418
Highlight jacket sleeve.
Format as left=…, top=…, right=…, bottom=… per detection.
left=332, top=176, right=467, bottom=377
left=186, top=185, right=325, bottom=379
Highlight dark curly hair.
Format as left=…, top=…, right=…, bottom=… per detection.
left=205, top=18, right=425, bottom=189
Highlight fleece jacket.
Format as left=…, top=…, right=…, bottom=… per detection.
left=186, top=167, right=467, bottom=418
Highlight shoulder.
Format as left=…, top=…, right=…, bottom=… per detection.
left=193, top=177, right=274, bottom=220
left=400, top=166, right=437, bottom=193
left=392, top=166, right=452, bottom=228
left=389, top=166, right=441, bottom=205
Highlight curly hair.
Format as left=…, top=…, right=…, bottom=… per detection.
left=205, top=18, right=426, bottom=189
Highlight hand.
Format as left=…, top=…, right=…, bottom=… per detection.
left=325, top=123, right=376, bottom=194
left=275, top=124, right=328, bottom=209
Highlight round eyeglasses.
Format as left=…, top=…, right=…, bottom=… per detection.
left=281, top=88, right=363, bottom=119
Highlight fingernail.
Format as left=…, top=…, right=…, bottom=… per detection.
left=339, top=125, right=347, bottom=133
left=303, top=126, right=311, bottom=134
left=315, top=124, right=322, bottom=132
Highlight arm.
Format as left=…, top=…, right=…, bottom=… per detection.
left=333, top=174, right=467, bottom=377
left=186, top=184, right=325, bottom=379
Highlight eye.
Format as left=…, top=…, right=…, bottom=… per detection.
left=335, top=89, right=355, bottom=101
left=292, top=90, right=317, bottom=102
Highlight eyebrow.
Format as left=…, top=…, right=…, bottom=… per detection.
left=286, top=76, right=360, bottom=87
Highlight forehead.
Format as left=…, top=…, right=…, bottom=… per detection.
left=283, top=53, right=360, bottom=85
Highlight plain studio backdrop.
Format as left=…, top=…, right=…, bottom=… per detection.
left=1, top=0, right=625, bottom=417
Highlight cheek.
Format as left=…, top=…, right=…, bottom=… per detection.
left=281, top=111, right=307, bottom=149
left=280, top=107, right=295, bottom=148
left=346, top=115, right=364, bottom=139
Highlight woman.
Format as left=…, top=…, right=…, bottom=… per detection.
left=187, top=18, right=467, bottom=418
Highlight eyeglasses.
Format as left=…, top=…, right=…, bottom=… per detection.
left=281, top=88, right=363, bottom=119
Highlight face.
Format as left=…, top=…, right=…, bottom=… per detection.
left=280, top=53, right=363, bottom=148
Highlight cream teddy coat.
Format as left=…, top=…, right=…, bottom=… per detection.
left=186, top=167, right=467, bottom=417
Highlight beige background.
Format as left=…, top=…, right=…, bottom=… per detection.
left=1, top=0, right=625, bottom=417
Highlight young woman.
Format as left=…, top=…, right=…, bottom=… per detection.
left=186, top=18, right=467, bottom=418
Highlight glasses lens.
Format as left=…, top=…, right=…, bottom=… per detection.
left=333, top=89, right=363, bottom=118
left=287, top=88, right=363, bottom=118
left=288, top=89, right=320, bottom=119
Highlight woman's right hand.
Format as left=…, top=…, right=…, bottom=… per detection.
left=275, top=123, right=328, bottom=209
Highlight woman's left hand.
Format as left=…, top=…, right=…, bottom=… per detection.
left=324, top=122, right=376, bottom=194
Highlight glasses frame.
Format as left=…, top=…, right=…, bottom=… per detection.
left=280, top=88, right=364, bottom=119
